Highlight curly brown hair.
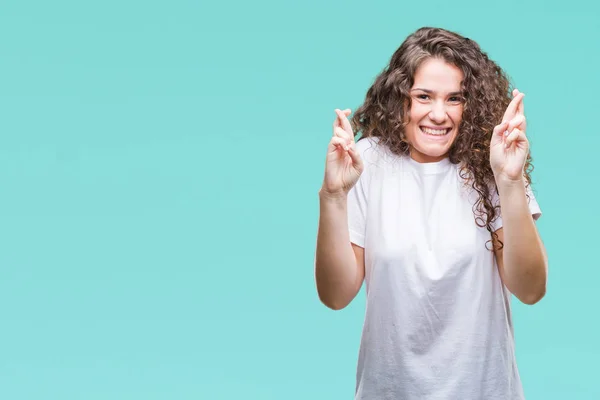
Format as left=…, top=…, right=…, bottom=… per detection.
left=351, top=27, right=533, bottom=250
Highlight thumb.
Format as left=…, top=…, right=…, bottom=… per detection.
left=347, top=143, right=363, bottom=172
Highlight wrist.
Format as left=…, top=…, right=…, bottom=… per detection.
left=495, top=175, right=527, bottom=200
left=494, top=172, right=526, bottom=189
left=319, top=188, right=348, bottom=203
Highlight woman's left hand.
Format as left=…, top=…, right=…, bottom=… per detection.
left=490, top=89, right=529, bottom=182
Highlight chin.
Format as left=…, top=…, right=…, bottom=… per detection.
left=413, top=145, right=450, bottom=161
left=409, top=127, right=457, bottom=161
left=420, top=145, right=450, bottom=157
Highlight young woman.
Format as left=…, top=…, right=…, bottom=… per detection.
left=315, top=27, right=547, bottom=399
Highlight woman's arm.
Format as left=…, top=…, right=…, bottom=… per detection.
left=315, top=191, right=365, bottom=310
left=493, top=177, right=548, bottom=305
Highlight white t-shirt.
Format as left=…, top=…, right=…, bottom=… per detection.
left=346, top=137, right=541, bottom=400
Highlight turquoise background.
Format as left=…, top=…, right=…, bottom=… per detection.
left=0, top=0, right=597, bottom=398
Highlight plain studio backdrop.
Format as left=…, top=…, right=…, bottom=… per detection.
left=0, top=0, right=597, bottom=399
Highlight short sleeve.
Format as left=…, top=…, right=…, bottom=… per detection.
left=490, top=180, right=542, bottom=232
left=347, top=137, right=378, bottom=248
left=347, top=176, right=368, bottom=248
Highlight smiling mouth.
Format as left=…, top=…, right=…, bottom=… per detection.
left=420, top=126, right=451, bottom=136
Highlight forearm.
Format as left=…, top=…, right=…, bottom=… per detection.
left=496, top=177, right=547, bottom=304
left=315, top=191, right=362, bottom=310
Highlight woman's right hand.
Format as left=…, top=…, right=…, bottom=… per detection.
left=320, top=109, right=364, bottom=198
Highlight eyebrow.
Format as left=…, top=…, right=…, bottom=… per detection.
left=411, top=88, right=463, bottom=96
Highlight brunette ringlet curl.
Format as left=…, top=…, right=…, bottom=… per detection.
left=350, top=27, right=533, bottom=250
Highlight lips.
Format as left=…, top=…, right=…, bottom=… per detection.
left=420, top=126, right=451, bottom=136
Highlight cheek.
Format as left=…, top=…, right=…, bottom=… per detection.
left=409, top=103, right=428, bottom=120
left=450, top=107, right=464, bottom=125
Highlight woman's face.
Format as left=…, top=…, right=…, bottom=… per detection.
left=404, top=57, right=465, bottom=163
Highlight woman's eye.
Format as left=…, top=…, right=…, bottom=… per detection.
left=417, top=94, right=429, bottom=100
left=449, top=96, right=463, bottom=103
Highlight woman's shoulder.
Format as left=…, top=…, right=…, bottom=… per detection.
left=355, top=136, right=395, bottom=166
left=355, top=135, right=380, bottom=151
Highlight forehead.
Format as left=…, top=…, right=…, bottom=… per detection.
left=412, top=57, right=464, bottom=91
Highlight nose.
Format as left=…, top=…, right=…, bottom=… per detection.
left=428, top=101, right=447, bottom=124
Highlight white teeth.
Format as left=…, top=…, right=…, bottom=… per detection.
left=422, top=127, right=449, bottom=136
